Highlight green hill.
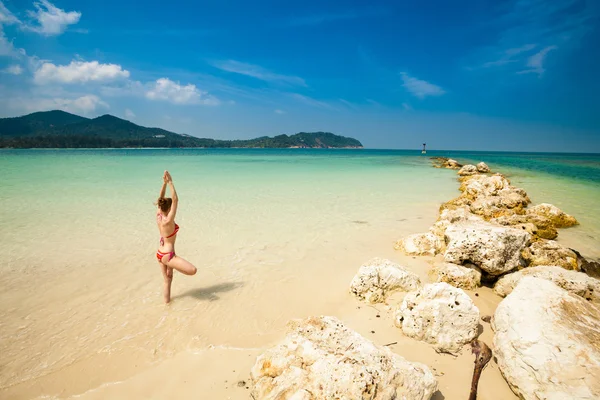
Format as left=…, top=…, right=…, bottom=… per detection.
left=0, top=110, right=363, bottom=149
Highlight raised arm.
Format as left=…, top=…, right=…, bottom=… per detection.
left=166, top=172, right=178, bottom=221
left=159, top=173, right=167, bottom=198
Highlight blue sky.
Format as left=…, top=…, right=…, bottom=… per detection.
left=0, top=0, right=599, bottom=151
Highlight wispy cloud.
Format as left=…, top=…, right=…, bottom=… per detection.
left=481, top=44, right=537, bottom=68
left=517, top=45, right=558, bottom=76
left=400, top=72, right=445, bottom=99
left=402, top=102, right=412, bottom=111
left=274, top=109, right=285, bottom=114
left=0, top=1, right=19, bottom=25
left=288, top=93, right=335, bottom=109
left=8, top=94, right=109, bottom=115
left=471, top=0, right=597, bottom=76
left=211, top=60, right=306, bottom=87
left=124, top=108, right=135, bottom=119
left=24, top=0, right=81, bottom=36
left=2, top=64, right=23, bottom=75
left=287, top=7, right=387, bottom=27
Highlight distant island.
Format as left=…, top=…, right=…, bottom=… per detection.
left=0, top=110, right=363, bottom=149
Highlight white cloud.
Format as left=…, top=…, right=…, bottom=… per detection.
left=402, top=102, right=412, bottom=111
left=212, top=60, right=306, bottom=87
left=288, top=93, right=335, bottom=109
left=0, top=1, right=20, bottom=25
left=25, top=0, right=81, bottom=36
left=10, top=94, right=108, bottom=115
left=2, top=64, right=22, bottom=74
left=146, top=78, right=219, bottom=105
left=400, top=72, right=445, bottom=99
left=481, top=44, right=537, bottom=68
left=518, top=45, right=558, bottom=76
left=124, top=108, right=135, bottom=119
left=34, top=60, right=130, bottom=84
left=274, top=109, right=285, bottom=114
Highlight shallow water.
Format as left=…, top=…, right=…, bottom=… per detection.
left=0, top=149, right=598, bottom=397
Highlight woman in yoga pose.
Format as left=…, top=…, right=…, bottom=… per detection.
left=156, top=170, right=196, bottom=303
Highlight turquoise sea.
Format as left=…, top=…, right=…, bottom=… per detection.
left=0, top=148, right=599, bottom=398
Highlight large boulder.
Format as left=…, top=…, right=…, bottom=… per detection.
left=459, top=174, right=512, bottom=198
left=251, top=316, right=438, bottom=400
left=521, top=239, right=579, bottom=270
left=444, top=221, right=530, bottom=276
left=476, top=162, right=490, bottom=173
left=429, top=206, right=482, bottom=241
left=494, top=266, right=600, bottom=303
left=526, top=203, right=578, bottom=228
left=394, top=232, right=441, bottom=256
left=350, top=258, right=421, bottom=304
left=395, top=283, right=480, bottom=354
left=457, top=164, right=478, bottom=176
left=428, top=263, right=482, bottom=290
left=493, top=277, right=600, bottom=399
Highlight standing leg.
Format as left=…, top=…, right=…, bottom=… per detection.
left=159, top=262, right=173, bottom=303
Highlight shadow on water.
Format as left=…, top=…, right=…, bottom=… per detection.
left=172, top=281, right=244, bottom=302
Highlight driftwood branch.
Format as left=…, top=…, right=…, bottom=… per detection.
left=468, top=340, right=492, bottom=400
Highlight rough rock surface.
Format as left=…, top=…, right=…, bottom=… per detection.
left=494, top=265, right=600, bottom=303
left=521, top=239, right=579, bottom=270
left=492, top=213, right=558, bottom=240
left=350, top=258, right=421, bottom=303
left=458, top=164, right=478, bottom=176
left=444, top=221, right=530, bottom=276
left=493, top=277, right=600, bottom=400
left=446, top=158, right=461, bottom=169
left=573, top=249, right=600, bottom=279
left=429, top=207, right=482, bottom=243
left=251, top=316, right=438, bottom=400
left=476, top=162, right=490, bottom=173
left=526, top=203, right=578, bottom=228
left=394, top=232, right=441, bottom=256
left=428, top=263, right=482, bottom=290
left=395, top=283, right=480, bottom=353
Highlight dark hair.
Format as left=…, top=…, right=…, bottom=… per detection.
left=157, top=197, right=172, bottom=213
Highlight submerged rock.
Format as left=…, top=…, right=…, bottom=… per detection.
left=428, top=263, right=482, bottom=290
left=458, top=164, right=478, bottom=176
left=395, top=283, right=480, bottom=354
left=476, top=162, right=490, bottom=173
left=350, top=258, right=421, bottom=303
left=444, top=221, right=530, bottom=276
left=494, top=265, right=600, bottom=303
left=521, top=239, right=579, bottom=270
left=493, top=277, right=600, bottom=399
left=526, top=203, right=578, bottom=228
left=251, top=316, right=438, bottom=400
left=394, top=232, right=441, bottom=256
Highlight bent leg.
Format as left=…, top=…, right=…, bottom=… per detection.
left=166, top=255, right=197, bottom=276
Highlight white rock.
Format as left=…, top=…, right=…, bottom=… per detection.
left=429, top=207, right=482, bottom=240
left=457, top=164, right=478, bottom=176
left=445, top=159, right=461, bottom=169
left=444, top=221, right=530, bottom=276
left=395, top=283, right=480, bottom=354
left=494, top=266, right=600, bottom=303
left=493, top=277, right=600, bottom=399
left=350, top=258, right=421, bottom=303
left=394, top=232, right=441, bottom=256
left=251, top=316, right=438, bottom=400
left=460, top=174, right=511, bottom=197
left=476, top=162, right=490, bottom=173
left=429, top=263, right=482, bottom=290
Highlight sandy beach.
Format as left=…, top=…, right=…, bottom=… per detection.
left=1, top=150, right=598, bottom=399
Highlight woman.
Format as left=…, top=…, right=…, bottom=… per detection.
left=156, top=170, right=196, bottom=303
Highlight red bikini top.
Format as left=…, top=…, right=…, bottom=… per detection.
left=160, top=223, right=179, bottom=246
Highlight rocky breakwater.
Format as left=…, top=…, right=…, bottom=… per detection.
left=395, top=160, right=596, bottom=285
